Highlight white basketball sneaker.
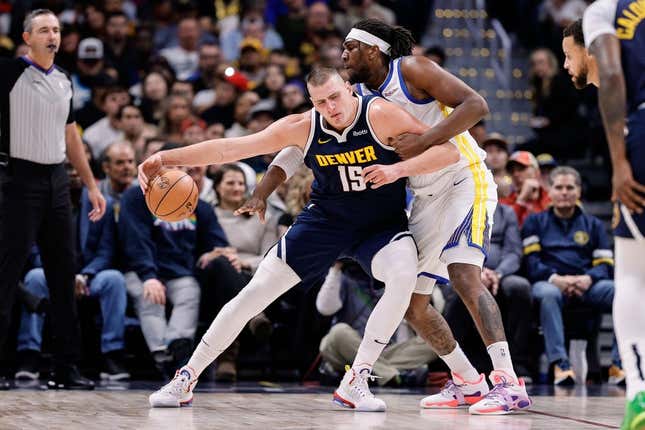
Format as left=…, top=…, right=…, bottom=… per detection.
left=149, top=366, right=198, bottom=408
left=468, top=370, right=532, bottom=415
left=333, top=365, right=386, bottom=412
left=420, top=372, right=489, bottom=408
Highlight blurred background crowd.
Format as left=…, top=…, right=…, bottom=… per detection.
left=0, top=0, right=620, bottom=389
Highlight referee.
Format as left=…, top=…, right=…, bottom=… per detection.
left=0, top=9, right=106, bottom=390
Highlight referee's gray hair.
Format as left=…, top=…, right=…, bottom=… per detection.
left=23, top=9, right=57, bottom=33
left=549, top=165, right=582, bottom=187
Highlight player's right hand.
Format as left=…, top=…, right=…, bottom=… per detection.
left=143, top=279, right=166, bottom=305
left=138, top=153, right=164, bottom=194
left=235, top=195, right=268, bottom=223
left=612, top=160, right=645, bottom=214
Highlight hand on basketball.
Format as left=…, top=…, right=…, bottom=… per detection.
left=87, top=187, right=106, bottom=222
left=143, top=279, right=166, bottom=305
left=612, top=160, right=645, bottom=214
left=138, top=153, right=164, bottom=194
left=389, top=133, right=427, bottom=160
left=235, top=195, right=268, bottom=223
left=362, top=164, right=403, bottom=189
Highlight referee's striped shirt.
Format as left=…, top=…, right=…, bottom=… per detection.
left=0, top=56, right=74, bottom=165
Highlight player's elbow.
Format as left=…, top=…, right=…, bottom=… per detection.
left=471, top=93, right=489, bottom=118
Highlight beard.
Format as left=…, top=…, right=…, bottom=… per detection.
left=573, top=64, right=589, bottom=89
left=346, top=64, right=371, bottom=84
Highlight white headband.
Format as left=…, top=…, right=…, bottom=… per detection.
left=345, top=28, right=391, bottom=55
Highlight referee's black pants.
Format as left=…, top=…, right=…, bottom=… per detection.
left=0, top=159, right=81, bottom=367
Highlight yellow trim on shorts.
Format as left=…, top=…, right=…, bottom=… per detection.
left=592, top=257, right=614, bottom=267
left=523, top=243, right=542, bottom=255
left=439, top=104, right=488, bottom=247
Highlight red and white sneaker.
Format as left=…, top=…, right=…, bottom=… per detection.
left=420, top=373, right=489, bottom=408
left=468, top=370, right=532, bottom=415
left=149, top=366, right=198, bottom=408
left=333, top=366, right=386, bottom=412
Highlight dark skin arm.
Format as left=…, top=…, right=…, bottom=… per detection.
left=391, top=56, right=489, bottom=160
left=235, top=165, right=287, bottom=223
left=590, top=34, right=645, bottom=213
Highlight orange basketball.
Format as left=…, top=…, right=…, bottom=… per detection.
left=145, top=169, right=199, bottom=222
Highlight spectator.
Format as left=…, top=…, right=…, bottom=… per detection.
left=71, top=38, right=111, bottom=111
left=200, top=78, right=239, bottom=128
left=83, top=86, right=130, bottom=159
left=238, top=37, right=267, bottom=87
left=482, top=133, right=513, bottom=198
left=142, top=136, right=167, bottom=162
left=225, top=91, right=260, bottom=138
left=181, top=118, right=207, bottom=145
left=99, top=141, right=136, bottom=203
left=500, top=151, right=551, bottom=226
left=119, top=171, right=226, bottom=373
left=160, top=17, right=201, bottom=80
left=171, top=80, right=195, bottom=103
left=333, top=0, right=396, bottom=36
left=444, top=201, right=533, bottom=381
left=139, top=71, right=170, bottom=126
left=279, top=81, right=307, bottom=115
left=15, top=163, right=129, bottom=382
left=220, top=7, right=284, bottom=61
left=275, top=0, right=308, bottom=56
left=298, top=2, right=334, bottom=67
left=75, top=74, right=117, bottom=130
left=525, top=48, right=584, bottom=160
left=56, top=24, right=81, bottom=73
left=256, top=64, right=287, bottom=102
left=103, top=11, right=138, bottom=87
left=159, top=94, right=193, bottom=142
left=317, top=262, right=436, bottom=387
left=188, top=165, right=216, bottom=207
left=188, top=42, right=222, bottom=93
left=213, top=164, right=281, bottom=275
left=117, top=104, right=157, bottom=162
left=537, top=153, right=558, bottom=187
left=522, top=166, right=621, bottom=385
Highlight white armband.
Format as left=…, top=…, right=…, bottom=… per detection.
left=270, top=146, right=305, bottom=180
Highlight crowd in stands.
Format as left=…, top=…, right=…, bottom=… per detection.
left=0, top=0, right=623, bottom=388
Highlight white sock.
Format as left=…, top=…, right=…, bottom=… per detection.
left=487, top=341, right=518, bottom=380
left=440, top=343, right=480, bottom=381
left=614, top=237, right=645, bottom=400
left=351, top=237, right=418, bottom=373
left=187, top=250, right=300, bottom=376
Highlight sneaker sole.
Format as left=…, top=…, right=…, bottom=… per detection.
left=332, top=391, right=385, bottom=412
left=149, top=396, right=193, bottom=408
left=15, top=371, right=39, bottom=381
left=469, top=398, right=532, bottom=415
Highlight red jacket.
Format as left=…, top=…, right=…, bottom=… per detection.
left=500, top=187, right=551, bottom=227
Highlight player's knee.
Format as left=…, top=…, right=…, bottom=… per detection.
left=23, top=268, right=48, bottom=297
left=448, top=263, right=484, bottom=298
left=372, top=237, right=417, bottom=284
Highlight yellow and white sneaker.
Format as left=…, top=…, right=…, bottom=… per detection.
left=333, top=365, right=386, bottom=412
left=149, top=366, right=198, bottom=407
left=609, top=364, right=626, bottom=386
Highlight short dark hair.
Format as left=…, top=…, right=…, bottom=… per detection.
left=212, top=164, right=247, bottom=198
left=24, top=9, right=57, bottom=33
left=424, top=45, right=446, bottom=66
left=306, top=66, right=341, bottom=87
left=106, top=11, right=128, bottom=23
left=563, top=19, right=585, bottom=47
left=100, top=85, right=128, bottom=104
left=116, top=103, right=140, bottom=120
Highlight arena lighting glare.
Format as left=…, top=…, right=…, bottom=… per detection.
left=224, top=67, right=235, bottom=77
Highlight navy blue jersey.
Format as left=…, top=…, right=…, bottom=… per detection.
left=615, top=0, right=645, bottom=114
left=302, top=95, right=407, bottom=228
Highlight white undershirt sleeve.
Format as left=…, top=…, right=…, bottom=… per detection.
left=583, top=0, right=618, bottom=49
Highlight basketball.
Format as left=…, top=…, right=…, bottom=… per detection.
left=145, top=169, right=199, bottom=222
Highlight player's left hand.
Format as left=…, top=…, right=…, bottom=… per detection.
left=362, top=164, right=403, bottom=189
left=389, top=133, right=427, bottom=160
left=87, top=186, right=106, bottom=222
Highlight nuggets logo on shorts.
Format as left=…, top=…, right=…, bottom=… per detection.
left=574, top=231, right=590, bottom=246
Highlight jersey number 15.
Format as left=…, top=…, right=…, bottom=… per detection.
left=338, top=166, right=366, bottom=192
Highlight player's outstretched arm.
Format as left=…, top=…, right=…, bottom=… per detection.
left=362, top=99, right=460, bottom=188
left=391, top=56, right=488, bottom=159
left=138, top=113, right=310, bottom=191
left=590, top=34, right=645, bottom=212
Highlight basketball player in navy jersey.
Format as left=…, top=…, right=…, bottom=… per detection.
left=565, top=2, right=645, bottom=428
left=241, top=19, right=531, bottom=414
left=139, top=67, right=460, bottom=411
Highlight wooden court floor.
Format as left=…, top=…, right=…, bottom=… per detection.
left=0, top=384, right=626, bottom=429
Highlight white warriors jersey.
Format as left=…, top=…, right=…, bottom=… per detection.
left=355, top=57, right=489, bottom=196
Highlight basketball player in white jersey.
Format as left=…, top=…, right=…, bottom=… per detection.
left=242, top=19, right=531, bottom=414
